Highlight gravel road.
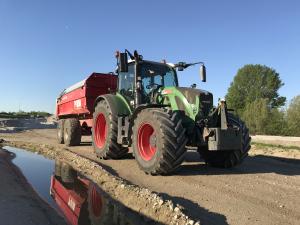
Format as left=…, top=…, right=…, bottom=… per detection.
left=1, top=129, right=300, bottom=225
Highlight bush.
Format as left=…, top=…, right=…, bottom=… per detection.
left=286, top=95, right=300, bottom=136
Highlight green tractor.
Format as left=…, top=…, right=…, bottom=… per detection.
left=92, top=50, right=251, bottom=175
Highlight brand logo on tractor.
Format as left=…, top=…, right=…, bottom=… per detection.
left=161, top=89, right=172, bottom=95
left=74, top=99, right=82, bottom=108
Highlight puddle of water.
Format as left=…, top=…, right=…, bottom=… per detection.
left=2, top=146, right=160, bottom=225
left=3, top=146, right=57, bottom=209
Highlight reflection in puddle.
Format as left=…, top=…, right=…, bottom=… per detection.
left=51, top=161, right=158, bottom=225
left=3, top=146, right=160, bottom=225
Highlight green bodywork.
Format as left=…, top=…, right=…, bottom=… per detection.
left=113, top=85, right=212, bottom=135
left=160, top=87, right=200, bottom=120
left=115, top=92, right=132, bottom=114
left=114, top=87, right=203, bottom=121
left=96, top=93, right=131, bottom=116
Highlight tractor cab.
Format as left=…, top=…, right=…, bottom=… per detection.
left=118, top=59, right=178, bottom=105
left=116, top=49, right=205, bottom=108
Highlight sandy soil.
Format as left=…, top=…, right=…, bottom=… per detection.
left=0, top=117, right=55, bottom=133
left=0, top=149, right=66, bottom=225
left=1, top=129, right=300, bottom=225
left=252, top=135, right=300, bottom=147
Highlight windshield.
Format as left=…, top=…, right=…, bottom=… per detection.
left=140, top=62, right=177, bottom=94
left=117, top=62, right=177, bottom=102
left=118, top=64, right=135, bottom=101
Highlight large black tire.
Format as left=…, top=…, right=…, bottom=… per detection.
left=198, top=113, right=251, bottom=168
left=92, top=100, right=128, bottom=159
left=64, top=118, right=82, bottom=146
left=60, top=162, right=77, bottom=184
left=132, top=108, right=188, bottom=175
left=87, top=184, right=113, bottom=225
left=54, top=160, right=62, bottom=177
left=57, top=119, right=65, bottom=144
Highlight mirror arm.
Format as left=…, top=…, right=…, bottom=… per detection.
left=185, top=61, right=204, bottom=68
left=174, top=61, right=204, bottom=70
left=125, top=49, right=135, bottom=60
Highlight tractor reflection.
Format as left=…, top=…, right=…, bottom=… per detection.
left=50, top=161, right=126, bottom=225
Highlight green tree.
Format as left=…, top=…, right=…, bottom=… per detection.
left=226, top=64, right=286, bottom=115
left=265, top=108, right=287, bottom=135
left=242, top=98, right=287, bottom=135
left=242, top=98, right=270, bottom=134
left=286, top=95, right=300, bottom=136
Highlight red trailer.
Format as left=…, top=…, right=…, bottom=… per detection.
left=56, top=73, right=117, bottom=146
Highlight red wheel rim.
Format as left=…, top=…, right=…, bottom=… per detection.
left=90, top=185, right=102, bottom=217
left=137, top=123, right=157, bottom=161
left=94, top=113, right=107, bottom=148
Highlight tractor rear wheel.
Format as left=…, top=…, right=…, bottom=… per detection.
left=132, top=108, right=188, bottom=175
left=64, top=118, right=82, bottom=146
left=198, top=113, right=251, bottom=168
left=92, top=100, right=128, bottom=159
left=57, top=119, right=65, bottom=144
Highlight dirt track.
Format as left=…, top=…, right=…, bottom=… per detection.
left=1, top=129, right=300, bottom=225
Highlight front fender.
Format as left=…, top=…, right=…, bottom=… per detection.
left=94, top=94, right=132, bottom=116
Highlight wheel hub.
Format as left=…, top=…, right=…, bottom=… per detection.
left=149, top=134, right=157, bottom=147
left=137, top=123, right=157, bottom=161
left=94, top=113, right=107, bottom=149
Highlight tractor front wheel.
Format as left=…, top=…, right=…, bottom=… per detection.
left=92, top=100, right=128, bottom=159
left=132, top=108, right=188, bottom=175
left=198, top=113, right=251, bottom=168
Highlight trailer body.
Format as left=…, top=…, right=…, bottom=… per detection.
left=56, top=73, right=117, bottom=130
left=50, top=175, right=87, bottom=225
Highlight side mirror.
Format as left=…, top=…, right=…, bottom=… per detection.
left=118, top=53, right=128, bottom=72
left=200, top=64, right=206, bottom=82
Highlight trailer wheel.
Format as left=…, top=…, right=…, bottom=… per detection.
left=132, top=108, right=188, bottom=175
left=198, top=113, right=251, bottom=168
left=64, top=118, right=82, bottom=146
left=92, top=100, right=128, bottom=159
left=57, top=119, right=65, bottom=144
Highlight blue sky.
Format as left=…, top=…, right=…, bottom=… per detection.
left=0, top=0, right=299, bottom=113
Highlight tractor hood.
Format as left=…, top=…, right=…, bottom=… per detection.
left=176, top=87, right=213, bottom=117
left=161, top=86, right=213, bottom=121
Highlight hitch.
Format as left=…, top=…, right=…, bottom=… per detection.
left=218, top=99, right=228, bottom=130
left=203, top=99, right=242, bottom=151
